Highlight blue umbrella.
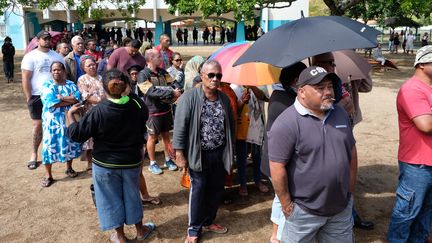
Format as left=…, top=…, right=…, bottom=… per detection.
left=234, top=16, right=382, bottom=68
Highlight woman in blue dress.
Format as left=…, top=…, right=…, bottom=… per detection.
left=40, top=61, right=82, bottom=187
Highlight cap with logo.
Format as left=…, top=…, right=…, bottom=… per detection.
left=297, top=66, right=340, bottom=87
left=36, top=30, right=51, bottom=39
left=414, top=45, right=432, bottom=67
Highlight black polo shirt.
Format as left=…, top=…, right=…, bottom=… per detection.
left=268, top=99, right=355, bottom=216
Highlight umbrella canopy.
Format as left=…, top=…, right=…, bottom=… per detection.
left=234, top=16, right=382, bottom=68
left=25, top=31, right=64, bottom=54
left=209, top=41, right=281, bottom=86
left=334, top=50, right=372, bottom=84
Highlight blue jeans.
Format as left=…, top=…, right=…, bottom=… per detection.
left=236, top=140, right=262, bottom=186
left=388, top=161, right=432, bottom=243
left=93, top=164, right=143, bottom=231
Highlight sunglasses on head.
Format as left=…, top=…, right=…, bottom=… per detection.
left=204, top=72, right=223, bottom=80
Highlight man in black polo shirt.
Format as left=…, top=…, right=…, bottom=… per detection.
left=269, top=66, right=357, bottom=242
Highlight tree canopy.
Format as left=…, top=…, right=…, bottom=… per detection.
left=2, top=0, right=431, bottom=27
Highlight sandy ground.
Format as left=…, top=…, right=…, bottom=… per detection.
left=0, top=46, right=418, bottom=243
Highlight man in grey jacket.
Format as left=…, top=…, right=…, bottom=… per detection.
left=173, top=60, right=234, bottom=243
left=64, top=35, right=84, bottom=83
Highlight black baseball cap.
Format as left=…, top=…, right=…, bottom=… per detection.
left=36, top=30, right=51, bottom=39
left=297, top=66, right=340, bottom=87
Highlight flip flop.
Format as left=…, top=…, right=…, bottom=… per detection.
left=142, top=196, right=161, bottom=205
left=136, top=222, right=156, bottom=241
left=109, top=232, right=129, bottom=243
left=41, top=177, right=54, bottom=187
left=65, top=168, right=78, bottom=178
left=27, top=160, right=37, bottom=170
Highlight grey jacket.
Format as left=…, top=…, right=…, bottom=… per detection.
left=64, top=51, right=78, bottom=83
left=173, top=86, right=235, bottom=173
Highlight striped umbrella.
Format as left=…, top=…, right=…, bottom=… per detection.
left=209, top=41, right=281, bottom=86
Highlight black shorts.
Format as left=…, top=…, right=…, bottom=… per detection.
left=27, top=95, right=42, bottom=120
left=146, top=111, right=173, bottom=135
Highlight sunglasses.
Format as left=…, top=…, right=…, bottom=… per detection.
left=203, top=72, right=223, bottom=80
left=174, top=59, right=182, bottom=62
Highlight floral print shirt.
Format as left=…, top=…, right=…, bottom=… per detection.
left=200, top=98, right=225, bottom=150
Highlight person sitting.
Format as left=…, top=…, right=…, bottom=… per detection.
left=372, top=43, right=386, bottom=70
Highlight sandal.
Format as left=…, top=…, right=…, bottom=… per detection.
left=202, top=223, right=228, bottom=234
left=142, top=196, right=161, bottom=205
left=86, top=167, right=92, bottom=175
left=65, top=168, right=78, bottom=178
left=27, top=160, right=37, bottom=170
left=136, top=222, right=156, bottom=240
left=41, top=177, right=54, bottom=187
left=184, top=236, right=198, bottom=243
left=109, top=232, right=128, bottom=243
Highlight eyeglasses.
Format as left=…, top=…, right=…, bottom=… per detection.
left=174, top=59, right=182, bottom=62
left=203, top=72, right=223, bottom=80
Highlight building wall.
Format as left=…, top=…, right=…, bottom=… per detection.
left=261, top=0, right=309, bottom=33
left=0, top=8, right=27, bottom=50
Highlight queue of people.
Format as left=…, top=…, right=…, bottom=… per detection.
left=19, top=29, right=431, bottom=243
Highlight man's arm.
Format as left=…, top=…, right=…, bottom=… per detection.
left=349, top=145, right=358, bottom=193
left=412, top=115, right=432, bottom=134
left=270, top=161, right=294, bottom=217
left=21, top=69, right=33, bottom=101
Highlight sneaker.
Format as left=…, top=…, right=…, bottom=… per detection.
left=148, top=164, right=163, bottom=175
left=164, top=159, right=178, bottom=171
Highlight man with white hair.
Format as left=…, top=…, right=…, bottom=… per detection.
left=173, top=60, right=234, bottom=243
left=64, top=35, right=85, bottom=83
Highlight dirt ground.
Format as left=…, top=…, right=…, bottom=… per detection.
left=0, top=46, right=418, bottom=243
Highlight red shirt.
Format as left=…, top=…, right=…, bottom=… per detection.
left=397, top=76, right=432, bottom=166
left=84, top=49, right=103, bottom=62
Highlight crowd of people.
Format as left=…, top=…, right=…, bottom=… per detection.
left=387, top=30, right=428, bottom=54
left=18, top=27, right=431, bottom=243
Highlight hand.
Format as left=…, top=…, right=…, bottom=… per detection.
left=175, top=150, right=188, bottom=170
left=173, top=89, right=182, bottom=99
left=56, top=94, right=63, bottom=101
left=282, top=200, right=295, bottom=218
left=240, top=89, right=250, bottom=104
left=68, top=102, right=84, bottom=115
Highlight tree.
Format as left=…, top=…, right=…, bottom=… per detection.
left=0, top=0, right=146, bottom=21
left=165, top=0, right=297, bottom=21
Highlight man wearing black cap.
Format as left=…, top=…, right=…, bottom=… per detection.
left=21, top=30, right=64, bottom=170
left=269, top=66, right=357, bottom=242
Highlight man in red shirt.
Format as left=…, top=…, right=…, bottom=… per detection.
left=388, top=45, right=432, bottom=242
left=84, top=39, right=102, bottom=63
left=154, top=34, right=173, bottom=70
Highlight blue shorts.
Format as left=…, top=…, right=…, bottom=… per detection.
left=93, top=164, right=143, bottom=231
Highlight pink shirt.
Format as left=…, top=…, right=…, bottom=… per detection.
left=397, top=76, right=432, bottom=166
left=107, top=47, right=146, bottom=75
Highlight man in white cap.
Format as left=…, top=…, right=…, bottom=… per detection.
left=269, top=66, right=357, bottom=242
left=387, top=45, right=432, bottom=242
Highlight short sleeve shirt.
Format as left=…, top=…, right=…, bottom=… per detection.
left=200, top=98, right=225, bottom=150
left=397, top=76, right=432, bottom=166
left=21, top=49, right=65, bottom=95
left=268, top=99, right=355, bottom=216
left=107, top=47, right=146, bottom=75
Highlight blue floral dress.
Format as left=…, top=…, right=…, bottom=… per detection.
left=40, top=79, right=82, bottom=164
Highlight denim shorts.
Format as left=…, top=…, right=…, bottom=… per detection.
left=92, top=164, right=143, bottom=231
left=281, top=196, right=354, bottom=243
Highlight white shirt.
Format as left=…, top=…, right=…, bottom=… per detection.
left=21, top=49, right=64, bottom=95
